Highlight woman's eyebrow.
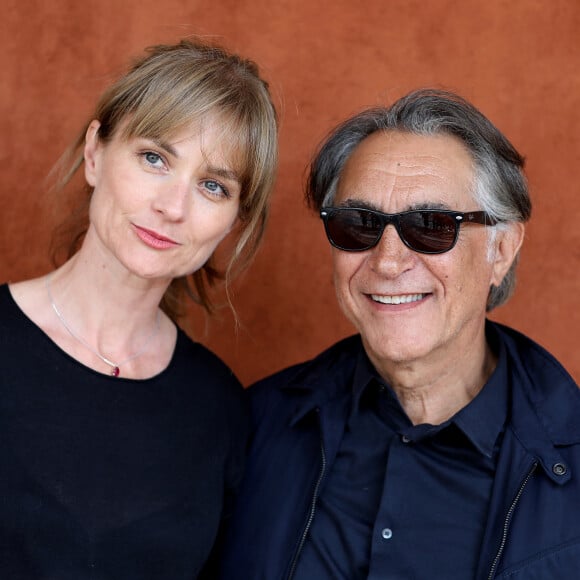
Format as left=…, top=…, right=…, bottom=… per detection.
left=144, top=138, right=242, bottom=184
left=205, top=164, right=242, bottom=184
left=142, top=137, right=179, bottom=158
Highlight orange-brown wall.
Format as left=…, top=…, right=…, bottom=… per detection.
left=1, top=0, right=579, bottom=384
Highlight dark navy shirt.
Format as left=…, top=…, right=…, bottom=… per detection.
left=293, top=338, right=509, bottom=579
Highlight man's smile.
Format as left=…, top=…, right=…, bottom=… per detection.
left=369, top=293, right=427, bottom=305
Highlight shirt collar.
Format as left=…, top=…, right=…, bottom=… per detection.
left=351, top=347, right=411, bottom=430
left=350, top=331, right=509, bottom=458
left=351, top=346, right=386, bottom=410
left=453, top=329, right=509, bottom=458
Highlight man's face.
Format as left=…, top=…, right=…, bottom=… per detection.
left=330, top=130, right=519, bottom=373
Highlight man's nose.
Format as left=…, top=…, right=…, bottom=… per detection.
left=367, top=224, right=415, bottom=277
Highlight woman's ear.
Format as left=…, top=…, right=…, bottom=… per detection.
left=490, top=222, right=526, bottom=287
left=84, top=120, right=102, bottom=187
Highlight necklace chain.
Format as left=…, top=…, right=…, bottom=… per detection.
left=46, top=275, right=160, bottom=377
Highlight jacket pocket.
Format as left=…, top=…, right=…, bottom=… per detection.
left=496, top=538, right=580, bottom=579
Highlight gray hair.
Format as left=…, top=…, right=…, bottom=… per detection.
left=306, top=89, right=531, bottom=310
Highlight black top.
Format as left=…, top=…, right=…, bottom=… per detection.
left=0, top=284, right=248, bottom=580
left=293, top=339, right=509, bottom=579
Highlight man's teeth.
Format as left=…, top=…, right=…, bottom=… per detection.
left=371, top=293, right=425, bottom=305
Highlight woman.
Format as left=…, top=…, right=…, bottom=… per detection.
left=0, top=39, right=277, bottom=579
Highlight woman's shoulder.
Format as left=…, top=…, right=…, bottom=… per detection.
left=0, top=283, right=18, bottom=327
left=0, top=280, right=45, bottom=330
left=0, top=282, right=11, bottom=307
left=171, top=327, right=243, bottom=392
left=3, top=278, right=54, bottom=330
left=169, top=329, right=247, bottom=431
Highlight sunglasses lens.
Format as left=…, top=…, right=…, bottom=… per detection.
left=325, top=209, right=382, bottom=251
left=400, top=212, right=458, bottom=253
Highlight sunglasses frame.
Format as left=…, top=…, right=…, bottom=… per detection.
left=320, top=206, right=498, bottom=254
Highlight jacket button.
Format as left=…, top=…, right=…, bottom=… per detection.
left=552, top=463, right=567, bottom=476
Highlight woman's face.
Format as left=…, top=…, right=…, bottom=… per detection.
left=83, top=119, right=242, bottom=283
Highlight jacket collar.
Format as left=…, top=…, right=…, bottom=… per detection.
left=490, top=321, right=580, bottom=484
left=281, top=324, right=580, bottom=462
left=493, top=321, right=580, bottom=445
left=281, top=335, right=361, bottom=426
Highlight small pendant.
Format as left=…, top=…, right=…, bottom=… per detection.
left=111, top=366, right=120, bottom=377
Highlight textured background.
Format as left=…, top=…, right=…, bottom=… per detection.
left=1, top=0, right=579, bottom=384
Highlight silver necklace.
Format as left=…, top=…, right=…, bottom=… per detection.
left=46, top=275, right=160, bottom=377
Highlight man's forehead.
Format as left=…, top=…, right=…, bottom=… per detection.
left=346, top=130, right=473, bottom=169
left=336, top=130, right=475, bottom=205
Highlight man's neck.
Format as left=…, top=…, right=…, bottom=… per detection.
left=366, top=332, right=497, bottom=426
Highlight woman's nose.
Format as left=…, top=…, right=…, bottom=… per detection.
left=152, top=179, right=190, bottom=221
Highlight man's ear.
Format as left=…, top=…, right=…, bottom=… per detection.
left=490, top=222, right=526, bottom=287
left=84, top=120, right=102, bottom=187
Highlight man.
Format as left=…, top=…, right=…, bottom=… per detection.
left=219, top=89, right=580, bottom=579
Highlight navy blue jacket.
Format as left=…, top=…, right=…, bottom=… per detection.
left=218, top=322, right=580, bottom=579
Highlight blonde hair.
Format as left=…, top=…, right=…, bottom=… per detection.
left=52, top=39, right=278, bottom=318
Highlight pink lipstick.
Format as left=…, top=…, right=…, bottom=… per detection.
left=133, top=224, right=180, bottom=250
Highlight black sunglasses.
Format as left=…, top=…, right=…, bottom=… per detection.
left=320, top=206, right=498, bottom=254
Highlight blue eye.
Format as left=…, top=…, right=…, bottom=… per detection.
left=142, top=151, right=164, bottom=168
left=203, top=180, right=230, bottom=199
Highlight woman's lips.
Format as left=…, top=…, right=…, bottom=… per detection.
left=133, top=224, right=180, bottom=249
